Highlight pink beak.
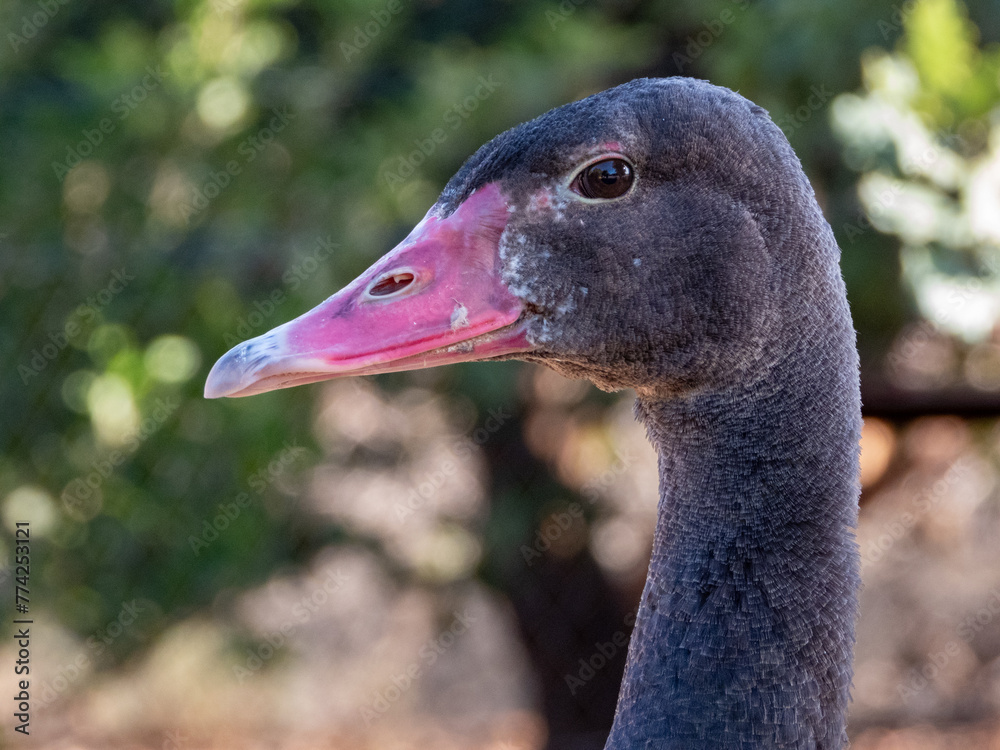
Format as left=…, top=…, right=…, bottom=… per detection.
left=204, top=183, right=531, bottom=398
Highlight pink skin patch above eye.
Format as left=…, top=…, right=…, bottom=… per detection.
left=204, top=182, right=534, bottom=399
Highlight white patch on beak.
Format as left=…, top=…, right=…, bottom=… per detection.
left=450, top=302, right=470, bottom=330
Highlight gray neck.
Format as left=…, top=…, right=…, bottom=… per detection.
left=605, top=344, right=861, bottom=749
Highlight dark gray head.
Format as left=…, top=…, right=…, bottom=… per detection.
left=205, top=77, right=840, bottom=401
left=438, top=77, right=834, bottom=397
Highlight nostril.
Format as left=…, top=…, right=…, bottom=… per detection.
left=368, top=271, right=416, bottom=298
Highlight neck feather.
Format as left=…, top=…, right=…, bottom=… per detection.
left=605, top=340, right=861, bottom=749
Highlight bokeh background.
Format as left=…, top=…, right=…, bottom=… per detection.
left=2, top=0, right=1000, bottom=747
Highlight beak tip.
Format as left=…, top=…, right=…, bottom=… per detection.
left=204, top=328, right=294, bottom=399
left=204, top=360, right=239, bottom=399
left=204, top=341, right=258, bottom=399
left=203, top=381, right=228, bottom=399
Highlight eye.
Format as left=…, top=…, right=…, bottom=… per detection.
left=571, top=157, right=634, bottom=200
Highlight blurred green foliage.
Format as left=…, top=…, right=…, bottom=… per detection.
left=1, top=0, right=999, bottom=676
left=833, top=0, right=1000, bottom=366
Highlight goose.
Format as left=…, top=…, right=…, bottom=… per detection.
left=205, top=77, right=862, bottom=749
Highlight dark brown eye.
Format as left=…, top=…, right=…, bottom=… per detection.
left=573, top=158, right=634, bottom=200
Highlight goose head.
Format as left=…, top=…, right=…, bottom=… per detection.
left=205, top=77, right=814, bottom=401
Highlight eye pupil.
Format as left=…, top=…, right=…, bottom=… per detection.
left=576, top=158, right=634, bottom=200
